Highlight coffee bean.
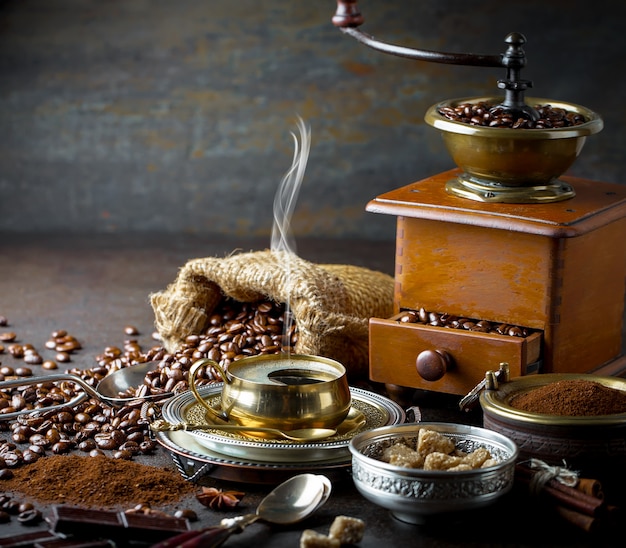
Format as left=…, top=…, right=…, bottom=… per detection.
left=78, top=439, right=97, bottom=452
left=1, top=500, right=20, bottom=514
left=2, top=452, right=22, bottom=468
left=8, top=344, right=24, bottom=358
left=113, top=449, right=133, bottom=460
left=17, top=509, right=42, bottom=525
left=0, top=332, right=16, bottom=342
left=94, top=433, right=120, bottom=450
left=139, top=440, right=157, bottom=454
left=22, top=450, right=41, bottom=464
left=0, top=469, right=14, bottom=480
left=23, top=352, right=43, bottom=365
left=124, top=325, right=139, bottom=336
left=51, top=441, right=73, bottom=454
left=175, top=509, right=198, bottom=521
left=18, top=502, right=34, bottom=513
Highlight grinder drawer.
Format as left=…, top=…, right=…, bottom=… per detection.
left=369, top=315, right=542, bottom=395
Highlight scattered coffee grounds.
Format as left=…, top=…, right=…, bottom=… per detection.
left=1, top=454, right=196, bottom=508
left=509, top=379, right=626, bottom=416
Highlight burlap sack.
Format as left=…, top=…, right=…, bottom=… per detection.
left=150, top=249, right=395, bottom=379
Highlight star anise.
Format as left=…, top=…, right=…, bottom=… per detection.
left=196, top=487, right=245, bottom=511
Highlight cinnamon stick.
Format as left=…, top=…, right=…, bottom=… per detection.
left=515, top=465, right=606, bottom=517
left=576, top=478, right=603, bottom=499
left=555, top=505, right=598, bottom=533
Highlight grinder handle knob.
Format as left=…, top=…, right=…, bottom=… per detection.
left=333, top=1, right=364, bottom=27
left=416, top=349, right=453, bottom=382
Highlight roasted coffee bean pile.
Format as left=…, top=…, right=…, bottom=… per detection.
left=397, top=308, right=533, bottom=337
left=0, top=298, right=296, bottom=469
left=438, top=102, right=587, bottom=129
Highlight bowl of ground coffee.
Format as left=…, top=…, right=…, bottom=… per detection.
left=479, top=373, right=626, bottom=491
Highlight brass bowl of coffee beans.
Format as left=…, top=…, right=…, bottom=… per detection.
left=424, top=96, right=603, bottom=203
left=480, top=373, right=626, bottom=485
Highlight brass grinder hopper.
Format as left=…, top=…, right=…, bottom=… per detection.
left=332, top=1, right=626, bottom=400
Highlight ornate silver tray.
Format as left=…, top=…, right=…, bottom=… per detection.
left=155, top=428, right=353, bottom=484
left=160, top=384, right=405, bottom=464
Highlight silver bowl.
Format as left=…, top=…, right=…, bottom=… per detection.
left=349, top=422, right=518, bottom=524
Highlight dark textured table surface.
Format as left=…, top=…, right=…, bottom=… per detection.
left=0, top=234, right=622, bottom=547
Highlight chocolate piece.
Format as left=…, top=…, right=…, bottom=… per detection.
left=34, top=540, right=114, bottom=548
left=49, top=506, right=190, bottom=543
left=0, top=531, right=59, bottom=547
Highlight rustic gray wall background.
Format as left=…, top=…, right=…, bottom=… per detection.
left=1, top=0, right=624, bottom=241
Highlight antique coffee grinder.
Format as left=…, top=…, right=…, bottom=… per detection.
left=333, top=1, right=626, bottom=399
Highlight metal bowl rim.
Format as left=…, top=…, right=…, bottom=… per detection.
left=349, top=422, right=519, bottom=477
left=480, top=373, right=626, bottom=426
left=223, top=353, right=348, bottom=386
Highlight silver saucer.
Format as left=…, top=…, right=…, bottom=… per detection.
left=160, top=384, right=405, bottom=464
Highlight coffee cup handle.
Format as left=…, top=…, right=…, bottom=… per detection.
left=188, top=358, right=231, bottom=423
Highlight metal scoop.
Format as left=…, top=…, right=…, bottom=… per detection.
left=152, top=473, right=331, bottom=548
left=0, top=361, right=164, bottom=419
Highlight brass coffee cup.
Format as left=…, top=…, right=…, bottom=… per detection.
left=188, top=354, right=351, bottom=431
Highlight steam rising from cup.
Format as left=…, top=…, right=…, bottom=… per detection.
left=271, top=116, right=311, bottom=355
left=271, top=116, right=310, bottom=255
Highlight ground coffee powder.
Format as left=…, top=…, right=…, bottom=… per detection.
left=509, top=379, right=626, bottom=416
left=1, top=454, right=196, bottom=508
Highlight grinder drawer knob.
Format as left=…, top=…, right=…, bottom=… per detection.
left=416, top=349, right=453, bottom=381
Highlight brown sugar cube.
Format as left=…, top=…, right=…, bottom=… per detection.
left=383, top=443, right=424, bottom=468
left=461, top=447, right=492, bottom=469
left=423, top=452, right=464, bottom=471
left=481, top=458, right=499, bottom=468
left=417, top=429, right=455, bottom=456
left=300, top=529, right=340, bottom=548
left=447, top=463, right=474, bottom=471
left=389, top=452, right=424, bottom=468
left=329, top=515, right=365, bottom=544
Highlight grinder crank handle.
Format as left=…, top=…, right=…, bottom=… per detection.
left=332, top=0, right=503, bottom=67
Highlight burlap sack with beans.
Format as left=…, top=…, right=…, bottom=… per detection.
left=150, top=250, right=395, bottom=379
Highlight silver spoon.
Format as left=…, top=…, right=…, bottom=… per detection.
left=0, top=361, right=165, bottom=419
left=95, top=360, right=165, bottom=402
left=151, top=473, right=331, bottom=548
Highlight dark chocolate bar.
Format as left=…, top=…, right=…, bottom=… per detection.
left=0, top=531, right=59, bottom=548
left=49, top=506, right=190, bottom=544
left=34, top=540, right=114, bottom=548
